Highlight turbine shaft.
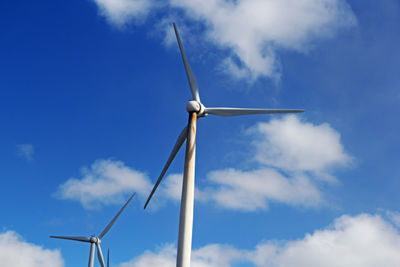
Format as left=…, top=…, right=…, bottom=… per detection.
left=89, top=243, right=95, bottom=267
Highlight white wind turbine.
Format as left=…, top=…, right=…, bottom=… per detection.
left=51, top=192, right=135, bottom=267
left=144, top=23, right=304, bottom=267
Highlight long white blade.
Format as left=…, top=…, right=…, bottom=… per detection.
left=204, top=107, right=304, bottom=117
left=50, top=236, right=91, bottom=243
left=99, top=192, right=136, bottom=239
left=173, top=23, right=200, bottom=102
left=144, top=125, right=188, bottom=209
left=96, top=242, right=106, bottom=267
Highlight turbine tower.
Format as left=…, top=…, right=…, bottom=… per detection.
left=144, top=23, right=304, bottom=267
left=51, top=192, right=135, bottom=267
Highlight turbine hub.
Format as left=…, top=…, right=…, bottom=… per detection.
left=186, top=101, right=201, bottom=113
left=90, top=236, right=98, bottom=243
left=186, top=101, right=206, bottom=116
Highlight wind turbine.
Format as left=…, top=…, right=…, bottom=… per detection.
left=51, top=192, right=135, bottom=267
left=144, top=23, right=304, bottom=267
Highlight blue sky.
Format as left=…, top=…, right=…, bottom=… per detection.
left=0, top=0, right=400, bottom=266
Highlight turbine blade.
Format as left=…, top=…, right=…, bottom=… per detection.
left=144, top=125, right=188, bottom=209
left=96, top=243, right=106, bottom=267
left=50, top=236, right=91, bottom=243
left=173, top=23, right=200, bottom=102
left=107, top=248, right=110, bottom=267
left=204, top=107, right=304, bottom=117
left=99, top=192, right=136, bottom=239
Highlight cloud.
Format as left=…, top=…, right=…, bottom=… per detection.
left=90, top=0, right=356, bottom=80
left=250, top=115, right=351, bottom=180
left=195, top=115, right=351, bottom=211
left=206, top=168, right=322, bottom=211
left=16, top=144, right=34, bottom=161
left=119, top=243, right=243, bottom=267
left=247, top=213, right=400, bottom=267
left=0, top=231, right=64, bottom=267
left=91, top=0, right=155, bottom=27
left=55, top=116, right=350, bottom=211
left=118, top=213, right=400, bottom=267
left=55, top=159, right=152, bottom=209
left=170, top=0, right=356, bottom=80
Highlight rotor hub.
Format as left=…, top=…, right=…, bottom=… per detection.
left=186, top=100, right=200, bottom=113
left=90, top=236, right=98, bottom=243
left=186, top=101, right=206, bottom=116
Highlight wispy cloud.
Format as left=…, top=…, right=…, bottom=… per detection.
left=118, top=213, right=400, bottom=267
left=16, top=144, right=34, bottom=161
left=89, top=0, right=356, bottom=80
left=0, top=231, right=64, bottom=267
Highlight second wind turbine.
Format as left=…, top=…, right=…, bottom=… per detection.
left=144, top=23, right=304, bottom=267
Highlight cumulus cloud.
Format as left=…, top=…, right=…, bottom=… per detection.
left=250, top=115, right=351, bottom=180
left=90, top=0, right=356, bottom=80
left=134, top=116, right=349, bottom=211
left=16, top=144, right=34, bottom=161
left=195, top=115, right=351, bottom=211
left=92, top=0, right=155, bottom=27
left=0, top=231, right=64, bottom=267
left=55, top=117, right=350, bottom=211
left=118, top=213, right=400, bottom=267
left=55, top=159, right=152, bottom=209
left=119, top=243, right=242, bottom=267
left=248, top=213, right=400, bottom=267
left=206, top=168, right=322, bottom=211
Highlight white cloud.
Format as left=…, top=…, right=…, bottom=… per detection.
left=119, top=243, right=242, bottom=267
left=90, top=0, right=356, bottom=80
left=55, top=159, right=152, bottom=209
left=54, top=117, right=350, bottom=212
left=248, top=213, right=400, bottom=267
left=250, top=115, right=351, bottom=180
left=16, top=144, right=34, bottom=161
left=206, top=168, right=322, bottom=211
left=0, top=231, right=64, bottom=267
left=92, top=0, right=155, bottom=27
left=196, top=115, right=350, bottom=211
left=118, top=213, right=400, bottom=267
left=171, top=0, right=356, bottom=80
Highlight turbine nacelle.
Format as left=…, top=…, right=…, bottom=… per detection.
left=90, top=236, right=100, bottom=244
left=186, top=100, right=206, bottom=117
